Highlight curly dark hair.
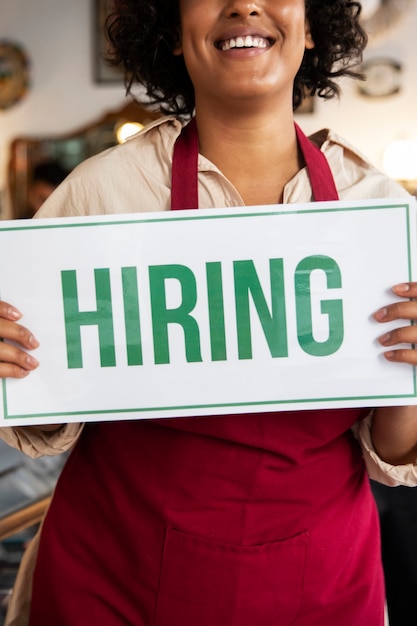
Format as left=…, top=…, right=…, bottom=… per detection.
left=106, top=0, right=367, bottom=116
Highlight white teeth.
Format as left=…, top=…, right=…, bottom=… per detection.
left=220, top=36, right=268, bottom=51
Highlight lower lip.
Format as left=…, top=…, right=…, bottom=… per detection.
left=218, top=46, right=270, bottom=57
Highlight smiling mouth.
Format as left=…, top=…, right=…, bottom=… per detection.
left=216, top=35, right=272, bottom=51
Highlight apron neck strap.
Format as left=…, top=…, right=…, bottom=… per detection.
left=171, top=118, right=339, bottom=210
left=171, top=117, right=199, bottom=211
left=294, top=123, right=339, bottom=202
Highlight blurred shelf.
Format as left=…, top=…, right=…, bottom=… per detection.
left=0, top=497, right=50, bottom=542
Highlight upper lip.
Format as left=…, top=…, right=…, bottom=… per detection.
left=214, top=27, right=275, bottom=48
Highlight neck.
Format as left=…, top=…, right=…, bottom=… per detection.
left=194, top=106, right=303, bottom=205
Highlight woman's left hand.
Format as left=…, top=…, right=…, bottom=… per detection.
left=374, top=282, right=417, bottom=365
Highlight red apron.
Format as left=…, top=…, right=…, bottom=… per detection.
left=29, top=122, right=384, bottom=626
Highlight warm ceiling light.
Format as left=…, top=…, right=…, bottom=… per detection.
left=115, top=121, right=144, bottom=144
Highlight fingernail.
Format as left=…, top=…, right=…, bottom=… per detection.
left=28, top=334, right=40, bottom=348
left=26, top=354, right=39, bottom=368
left=7, top=306, right=21, bottom=320
left=393, top=283, right=410, bottom=294
left=378, top=332, right=391, bottom=345
left=384, top=351, right=395, bottom=361
left=374, top=307, right=388, bottom=321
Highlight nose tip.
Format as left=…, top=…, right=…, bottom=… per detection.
left=225, top=0, right=262, bottom=18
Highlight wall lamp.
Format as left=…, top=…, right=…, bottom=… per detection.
left=383, top=139, right=417, bottom=195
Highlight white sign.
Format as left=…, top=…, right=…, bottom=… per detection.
left=0, top=198, right=416, bottom=426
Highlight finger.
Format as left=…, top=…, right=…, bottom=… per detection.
left=374, top=301, right=417, bottom=323
left=383, top=348, right=417, bottom=366
left=0, top=341, right=39, bottom=372
left=0, top=319, right=39, bottom=350
left=378, top=326, right=417, bottom=347
left=0, top=362, right=34, bottom=379
left=0, top=300, right=22, bottom=321
left=392, top=282, right=417, bottom=299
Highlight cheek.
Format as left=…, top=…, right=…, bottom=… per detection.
left=277, top=2, right=310, bottom=38
left=177, top=30, right=212, bottom=81
left=173, top=10, right=206, bottom=58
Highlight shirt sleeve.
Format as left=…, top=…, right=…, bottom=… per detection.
left=0, top=423, right=84, bottom=458
left=355, top=413, right=417, bottom=487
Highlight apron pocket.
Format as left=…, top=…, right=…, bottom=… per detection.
left=155, top=526, right=308, bottom=626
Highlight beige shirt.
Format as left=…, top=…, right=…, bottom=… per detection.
left=1, top=115, right=415, bottom=626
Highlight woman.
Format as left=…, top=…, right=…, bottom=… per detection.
left=1, top=1, right=417, bottom=624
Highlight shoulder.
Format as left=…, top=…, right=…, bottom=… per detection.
left=309, top=128, right=409, bottom=201
left=36, top=116, right=183, bottom=218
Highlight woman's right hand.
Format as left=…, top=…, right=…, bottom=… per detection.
left=0, top=300, right=39, bottom=378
